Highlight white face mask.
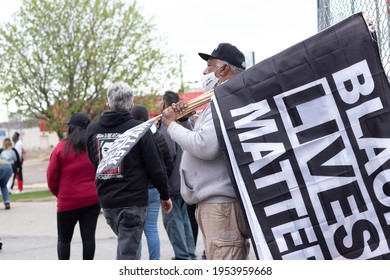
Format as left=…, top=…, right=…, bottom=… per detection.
left=201, top=66, right=222, bottom=91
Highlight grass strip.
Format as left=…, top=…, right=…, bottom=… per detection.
left=1, top=190, right=53, bottom=202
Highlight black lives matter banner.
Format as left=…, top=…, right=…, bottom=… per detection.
left=212, top=13, right=390, bottom=260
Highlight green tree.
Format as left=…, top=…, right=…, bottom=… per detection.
left=0, top=0, right=179, bottom=139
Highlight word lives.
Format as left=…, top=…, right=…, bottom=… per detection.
left=231, top=60, right=390, bottom=259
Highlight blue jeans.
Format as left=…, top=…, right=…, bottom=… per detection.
left=103, top=206, right=146, bottom=260
left=162, top=195, right=196, bottom=260
left=138, top=187, right=161, bottom=260
left=0, top=164, right=12, bottom=206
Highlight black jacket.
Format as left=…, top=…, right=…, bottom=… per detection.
left=153, top=129, right=174, bottom=179
left=86, top=111, right=169, bottom=208
left=156, top=119, right=192, bottom=196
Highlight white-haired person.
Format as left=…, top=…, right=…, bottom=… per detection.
left=86, top=82, right=172, bottom=260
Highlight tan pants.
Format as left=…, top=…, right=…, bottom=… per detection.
left=196, top=202, right=250, bottom=260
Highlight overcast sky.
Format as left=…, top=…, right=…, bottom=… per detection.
left=136, top=0, right=318, bottom=85
left=0, top=0, right=318, bottom=120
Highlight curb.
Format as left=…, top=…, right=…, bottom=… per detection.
left=9, top=184, right=48, bottom=194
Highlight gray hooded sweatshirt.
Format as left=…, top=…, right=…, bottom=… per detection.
left=167, top=103, right=238, bottom=205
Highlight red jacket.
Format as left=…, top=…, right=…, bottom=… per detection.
left=47, top=141, right=99, bottom=212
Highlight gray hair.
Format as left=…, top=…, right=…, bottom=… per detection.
left=217, top=60, right=245, bottom=74
left=227, top=63, right=244, bottom=74
left=107, top=82, right=134, bottom=111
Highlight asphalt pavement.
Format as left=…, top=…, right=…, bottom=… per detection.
left=0, top=155, right=256, bottom=260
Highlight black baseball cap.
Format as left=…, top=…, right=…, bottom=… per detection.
left=198, top=43, right=246, bottom=70
left=67, top=113, right=90, bottom=129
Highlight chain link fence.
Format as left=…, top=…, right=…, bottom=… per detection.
left=318, top=0, right=390, bottom=75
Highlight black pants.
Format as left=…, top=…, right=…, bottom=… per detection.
left=187, top=204, right=198, bottom=246
left=10, top=164, right=17, bottom=190
left=57, top=203, right=100, bottom=260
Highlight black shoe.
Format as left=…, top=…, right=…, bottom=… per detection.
left=201, top=250, right=207, bottom=260
left=0, top=239, right=2, bottom=250
left=5, top=203, right=10, bottom=210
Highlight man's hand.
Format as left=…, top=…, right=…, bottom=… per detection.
left=160, top=199, right=173, bottom=214
left=161, top=106, right=177, bottom=127
left=162, top=100, right=193, bottom=127
left=171, top=100, right=188, bottom=114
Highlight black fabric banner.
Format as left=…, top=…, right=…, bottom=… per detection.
left=212, top=13, right=390, bottom=260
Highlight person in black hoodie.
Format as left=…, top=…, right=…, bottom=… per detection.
left=86, top=82, right=172, bottom=260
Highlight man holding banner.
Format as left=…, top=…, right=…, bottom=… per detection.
left=161, top=43, right=251, bottom=260
left=209, top=13, right=390, bottom=260
left=86, top=82, right=172, bottom=260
